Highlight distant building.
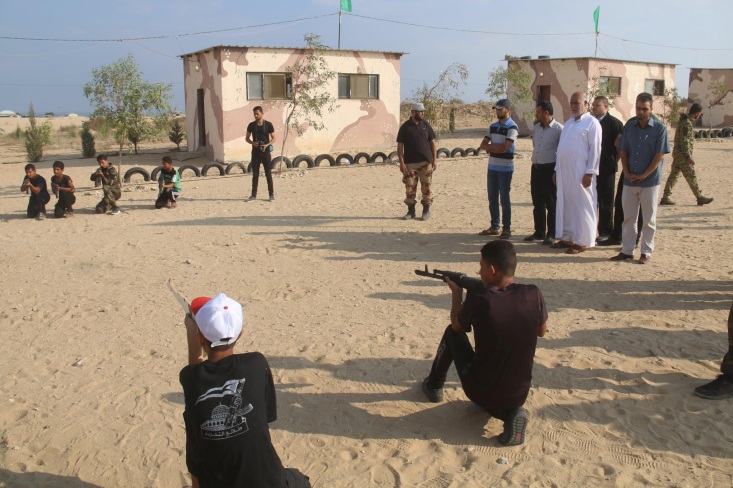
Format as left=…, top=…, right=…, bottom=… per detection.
left=180, top=45, right=403, bottom=163
left=688, top=68, right=733, bottom=128
left=0, top=110, right=19, bottom=118
left=505, top=56, right=676, bottom=134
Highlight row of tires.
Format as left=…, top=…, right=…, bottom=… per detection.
left=695, top=128, right=733, bottom=139
left=120, top=147, right=485, bottom=182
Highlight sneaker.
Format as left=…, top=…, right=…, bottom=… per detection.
left=659, top=197, right=676, bottom=205
left=694, top=375, right=733, bottom=400
left=269, top=195, right=275, bottom=202
left=638, top=253, right=651, bottom=264
left=498, top=407, right=528, bottom=446
left=610, top=252, right=634, bottom=261
left=524, top=232, right=544, bottom=242
left=246, top=195, right=256, bottom=202
left=697, top=196, right=713, bottom=206
left=36, top=212, right=46, bottom=221
left=499, top=229, right=512, bottom=240
left=421, top=377, right=443, bottom=403
left=110, top=208, right=121, bottom=215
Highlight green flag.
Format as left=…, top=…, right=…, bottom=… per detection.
left=341, top=0, right=352, bottom=12
left=593, top=6, right=600, bottom=33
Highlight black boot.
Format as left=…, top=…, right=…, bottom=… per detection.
left=421, top=204, right=431, bottom=221
left=403, top=204, right=416, bottom=220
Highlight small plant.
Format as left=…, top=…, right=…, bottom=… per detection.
left=24, top=103, right=53, bottom=163
left=660, top=88, right=688, bottom=127
left=168, top=118, right=186, bottom=150
left=14, top=126, right=22, bottom=139
left=81, top=121, right=96, bottom=158
left=449, top=107, right=456, bottom=134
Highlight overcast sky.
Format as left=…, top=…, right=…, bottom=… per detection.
left=1, top=0, right=732, bottom=115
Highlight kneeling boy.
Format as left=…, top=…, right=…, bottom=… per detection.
left=21, top=163, right=50, bottom=219
left=422, top=240, right=547, bottom=446
left=155, top=156, right=182, bottom=208
left=180, top=293, right=311, bottom=487
left=50, top=160, right=76, bottom=218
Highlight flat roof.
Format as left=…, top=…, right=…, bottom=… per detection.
left=507, top=56, right=677, bottom=66
left=180, top=45, right=404, bottom=58
left=689, top=67, right=733, bottom=70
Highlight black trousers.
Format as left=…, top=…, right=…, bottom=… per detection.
left=27, top=193, right=49, bottom=218
left=251, top=150, right=274, bottom=197
left=722, top=300, right=733, bottom=378
left=54, top=192, right=76, bottom=218
left=597, top=171, right=616, bottom=236
left=610, top=173, right=642, bottom=240
left=155, top=189, right=180, bottom=208
left=530, top=163, right=556, bottom=238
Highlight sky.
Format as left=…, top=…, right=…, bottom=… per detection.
left=1, top=0, right=732, bottom=116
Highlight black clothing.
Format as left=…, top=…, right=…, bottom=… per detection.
left=247, top=120, right=275, bottom=149
left=597, top=171, right=616, bottom=236
left=396, top=118, right=436, bottom=164
left=180, top=353, right=300, bottom=488
left=155, top=189, right=179, bottom=208
left=722, top=300, right=733, bottom=378
left=247, top=120, right=275, bottom=197
left=51, top=174, right=75, bottom=218
left=530, top=163, right=556, bottom=238
left=597, top=114, right=623, bottom=236
left=24, top=174, right=50, bottom=218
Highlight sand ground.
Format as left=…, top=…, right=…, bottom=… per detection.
left=0, top=129, right=732, bottom=487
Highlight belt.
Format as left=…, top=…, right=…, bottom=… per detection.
left=532, top=162, right=555, bottom=167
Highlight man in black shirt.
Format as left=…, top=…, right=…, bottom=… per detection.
left=245, top=106, right=276, bottom=202
left=591, top=96, right=623, bottom=242
left=396, top=102, right=437, bottom=220
left=422, top=240, right=548, bottom=446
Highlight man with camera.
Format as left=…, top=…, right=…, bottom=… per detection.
left=245, top=106, right=276, bottom=202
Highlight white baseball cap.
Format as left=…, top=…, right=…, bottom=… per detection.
left=191, top=293, right=244, bottom=347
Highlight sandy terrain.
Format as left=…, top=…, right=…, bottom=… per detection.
left=0, top=126, right=732, bottom=487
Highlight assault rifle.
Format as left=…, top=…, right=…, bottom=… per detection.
left=414, top=265, right=485, bottom=294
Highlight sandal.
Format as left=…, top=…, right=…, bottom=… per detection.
left=565, top=245, right=586, bottom=255
left=550, top=240, right=572, bottom=249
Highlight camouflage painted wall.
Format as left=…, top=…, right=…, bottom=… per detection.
left=507, top=58, right=675, bottom=134
left=182, top=46, right=401, bottom=162
left=688, top=68, right=733, bottom=128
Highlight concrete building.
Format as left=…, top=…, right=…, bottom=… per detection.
left=688, top=68, right=733, bottom=128
left=180, top=45, right=403, bottom=163
left=506, top=56, right=676, bottom=134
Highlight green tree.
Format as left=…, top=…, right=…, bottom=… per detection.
left=411, top=62, right=469, bottom=135
left=81, top=121, right=96, bottom=158
left=486, top=64, right=532, bottom=122
left=660, top=88, right=688, bottom=127
left=168, top=118, right=186, bottom=151
left=83, top=54, right=171, bottom=179
left=24, top=103, right=53, bottom=163
left=278, top=33, right=337, bottom=170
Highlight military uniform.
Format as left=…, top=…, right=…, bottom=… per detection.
left=662, top=113, right=706, bottom=202
left=90, top=165, right=121, bottom=213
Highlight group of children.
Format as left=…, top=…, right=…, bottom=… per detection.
left=20, top=154, right=182, bottom=219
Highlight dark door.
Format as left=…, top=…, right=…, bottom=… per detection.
left=197, top=88, right=206, bottom=147
left=538, top=85, right=551, bottom=102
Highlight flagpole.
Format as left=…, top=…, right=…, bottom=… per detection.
left=338, top=7, right=342, bottom=49
left=595, top=32, right=598, bottom=58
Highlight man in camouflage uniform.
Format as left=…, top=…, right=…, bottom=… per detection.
left=660, top=103, right=713, bottom=206
left=90, top=154, right=122, bottom=215
left=396, top=102, right=437, bottom=221
left=694, top=300, right=733, bottom=400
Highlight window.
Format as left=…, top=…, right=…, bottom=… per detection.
left=644, top=79, right=665, bottom=96
left=599, top=76, right=621, bottom=96
left=246, top=73, right=291, bottom=100
left=338, top=74, right=379, bottom=99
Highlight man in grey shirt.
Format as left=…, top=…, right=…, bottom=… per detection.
left=525, top=101, right=563, bottom=245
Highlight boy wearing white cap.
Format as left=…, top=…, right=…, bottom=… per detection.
left=180, top=293, right=311, bottom=487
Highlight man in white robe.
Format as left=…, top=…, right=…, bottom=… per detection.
left=552, top=91, right=601, bottom=254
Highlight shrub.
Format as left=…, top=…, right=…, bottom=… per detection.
left=168, top=118, right=186, bottom=150
left=81, top=121, right=96, bottom=158
left=24, top=103, right=53, bottom=162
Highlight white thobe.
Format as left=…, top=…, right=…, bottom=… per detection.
left=555, top=112, right=601, bottom=247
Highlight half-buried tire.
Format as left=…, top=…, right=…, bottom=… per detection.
left=202, top=162, right=225, bottom=176
left=370, top=151, right=388, bottom=163
left=225, top=162, right=247, bottom=174
left=123, top=167, right=150, bottom=183
left=178, top=164, right=201, bottom=178
left=315, top=154, right=337, bottom=167
left=292, top=155, right=315, bottom=169
left=354, top=152, right=371, bottom=164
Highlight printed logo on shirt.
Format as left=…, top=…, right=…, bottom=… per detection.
left=196, top=378, right=253, bottom=440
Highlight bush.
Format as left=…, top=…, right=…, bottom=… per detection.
left=24, top=103, right=52, bottom=163
left=168, top=118, right=186, bottom=150
left=81, top=121, right=96, bottom=158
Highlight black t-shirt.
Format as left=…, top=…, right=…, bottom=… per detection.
left=247, top=120, right=275, bottom=151
left=24, top=174, right=50, bottom=202
left=457, top=283, right=547, bottom=410
left=599, top=114, right=624, bottom=174
left=180, top=352, right=286, bottom=488
left=51, top=174, right=73, bottom=191
left=396, top=118, right=436, bottom=164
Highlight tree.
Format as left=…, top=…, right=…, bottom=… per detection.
left=278, top=34, right=337, bottom=170
left=83, top=54, right=171, bottom=179
left=81, top=121, right=96, bottom=158
left=704, top=80, right=731, bottom=129
left=411, top=62, right=469, bottom=135
left=586, top=68, right=616, bottom=109
left=486, top=64, right=532, bottom=122
left=168, top=118, right=186, bottom=151
left=660, top=88, right=688, bottom=127
left=24, top=103, right=53, bottom=163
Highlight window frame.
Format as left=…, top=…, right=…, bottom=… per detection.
left=598, top=76, right=622, bottom=97
left=246, top=72, right=292, bottom=100
left=338, top=73, right=379, bottom=100
left=644, top=79, right=665, bottom=96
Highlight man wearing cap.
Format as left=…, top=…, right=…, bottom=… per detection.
left=479, top=99, right=519, bottom=239
left=180, top=293, right=311, bottom=487
left=396, top=102, right=437, bottom=220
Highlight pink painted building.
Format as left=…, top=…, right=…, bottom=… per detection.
left=688, top=68, right=733, bottom=128
left=180, top=45, right=403, bottom=163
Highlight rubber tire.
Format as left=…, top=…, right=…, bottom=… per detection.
left=335, top=153, right=354, bottom=165
left=292, top=155, right=315, bottom=169
left=464, top=148, right=478, bottom=156
left=450, top=147, right=465, bottom=158
left=178, top=164, right=201, bottom=178
left=353, top=152, right=371, bottom=164
left=694, top=131, right=701, bottom=139
left=370, top=151, right=388, bottom=163
left=123, top=167, right=150, bottom=183
left=226, top=162, right=247, bottom=174
left=387, top=151, right=399, bottom=163
left=315, top=154, right=337, bottom=167
left=437, top=148, right=450, bottom=158
left=150, top=165, right=163, bottom=182
left=271, top=156, right=292, bottom=172
left=202, top=162, right=225, bottom=176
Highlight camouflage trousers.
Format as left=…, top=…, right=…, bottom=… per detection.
left=722, top=300, right=733, bottom=377
left=402, top=161, right=434, bottom=206
left=96, top=186, right=121, bottom=213
left=662, top=157, right=701, bottom=200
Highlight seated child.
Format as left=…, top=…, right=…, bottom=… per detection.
left=50, top=160, right=76, bottom=218
left=90, top=154, right=121, bottom=215
left=155, top=156, right=182, bottom=209
left=21, top=163, right=50, bottom=220
left=180, top=293, right=311, bottom=488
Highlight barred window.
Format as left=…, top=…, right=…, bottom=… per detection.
left=338, top=74, right=379, bottom=99
left=599, top=76, right=621, bottom=96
